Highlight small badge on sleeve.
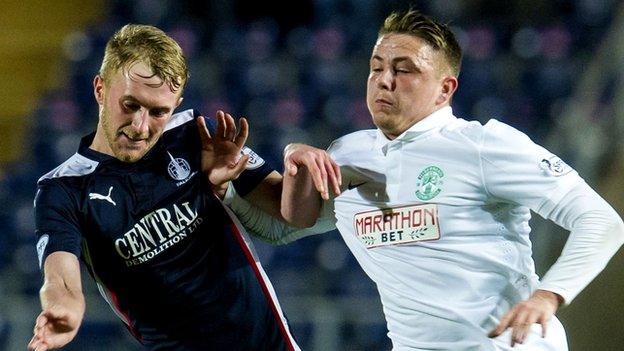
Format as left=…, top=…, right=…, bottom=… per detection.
left=540, top=155, right=572, bottom=177
left=241, top=146, right=265, bottom=170
left=37, top=234, right=49, bottom=269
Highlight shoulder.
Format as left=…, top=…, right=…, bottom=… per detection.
left=465, top=119, right=546, bottom=167
left=437, top=118, right=488, bottom=145
left=36, top=153, right=97, bottom=210
left=161, top=109, right=206, bottom=152
left=164, top=109, right=200, bottom=133
left=481, top=119, right=534, bottom=145
left=439, top=118, right=534, bottom=149
left=38, top=153, right=99, bottom=184
left=327, top=129, right=377, bottom=156
left=478, top=119, right=574, bottom=176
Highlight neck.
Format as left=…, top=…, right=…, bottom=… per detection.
left=379, top=105, right=452, bottom=140
left=90, top=128, right=114, bottom=156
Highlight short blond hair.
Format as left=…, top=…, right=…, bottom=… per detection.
left=380, top=9, right=462, bottom=76
left=99, top=24, right=189, bottom=93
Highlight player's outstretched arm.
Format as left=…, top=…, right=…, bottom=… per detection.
left=196, top=110, right=250, bottom=198
left=28, top=251, right=85, bottom=351
left=228, top=141, right=340, bottom=236
left=281, top=143, right=341, bottom=227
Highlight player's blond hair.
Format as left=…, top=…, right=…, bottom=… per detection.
left=380, top=9, right=462, bottom=76
left=99, top=24, right=189, bottom=93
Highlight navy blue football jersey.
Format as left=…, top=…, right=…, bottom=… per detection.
left=34, top=109, right=300, bottom=351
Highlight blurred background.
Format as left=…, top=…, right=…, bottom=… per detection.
left=1, top=0, right=623, bottom=350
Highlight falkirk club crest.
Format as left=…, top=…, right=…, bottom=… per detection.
left=415, top=165, right=444, bottom=201
left=167, top=151, right=191, bottom=181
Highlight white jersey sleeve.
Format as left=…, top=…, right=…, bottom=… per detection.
left=480, top=119, right=624, bottom=302
left=536, top=182, right=624, bottom=302
left=222, top=182, right=335, bottom=244
left=480, top=119, right=580, bottom=209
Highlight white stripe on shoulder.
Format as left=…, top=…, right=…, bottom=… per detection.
left=165, top=109, right=195, bottom=132
left=38, top=153, right=99, bottom=183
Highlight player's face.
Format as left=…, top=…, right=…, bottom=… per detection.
left=367, top=33, right=456, bottom=139
left=92, top=62, right=182, bottom=162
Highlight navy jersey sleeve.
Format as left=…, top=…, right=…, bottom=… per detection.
left=199, top=111, right=274, bottom=197
left=34, top=180, right=82, bottom=269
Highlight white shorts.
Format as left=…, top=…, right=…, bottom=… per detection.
left=491, top=316, right=568, bottom=351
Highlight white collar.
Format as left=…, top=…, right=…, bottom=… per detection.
left=374, top=106, right=456, bottom=152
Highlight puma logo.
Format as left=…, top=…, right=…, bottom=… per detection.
left=89, top=186, right=116, bottom=206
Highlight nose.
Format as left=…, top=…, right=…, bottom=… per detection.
left=377, top=68, right=394, bottom=91
left=129, top=109, right=149, bottom=136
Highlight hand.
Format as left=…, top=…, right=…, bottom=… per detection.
left=28, top=306, right=81, bottom=351
left=284, top=143, right=341, bottom=200
left=488, top=289, right=562, bottom=346
left=197, top=111, right=250, bottom=192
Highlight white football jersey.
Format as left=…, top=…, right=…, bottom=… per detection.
left=313, top=107, right=578, bottom=350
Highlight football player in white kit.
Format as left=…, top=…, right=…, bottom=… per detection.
left=223, top=8, right=624, bottom=351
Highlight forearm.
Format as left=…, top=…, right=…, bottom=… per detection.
left=281, top=142, right=340, bottom=227
left=281, top=166, right=322, bottom=228
left=224, top=183, right=328, bottom=244
left=536, top=181, right=624, bottom=303
left=226, top=142, right=339, bottom=242
left=40, top=252, right=85, bottom=326
left=40, top=279, right=85, bottom=314
left=210, top=181, right=229, bottom=199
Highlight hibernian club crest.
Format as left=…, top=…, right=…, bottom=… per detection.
left=415, top=165, right=444, bottom=201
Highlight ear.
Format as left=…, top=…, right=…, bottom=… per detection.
left=93, top=75, right=105, bottom=105
left=176, top=96, right=184, bottom=108
left=436, top=76, right=458, bottom=105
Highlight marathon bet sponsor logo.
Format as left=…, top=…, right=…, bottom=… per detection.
left=415, top=165, right=444, bottom=201
left=114, top=201, right=203, bottom=266
left=540, top=155, right=572, bottom=177
left=166, top=151, right=197, bottom=186
left=354, top=204, right=441, bottom=248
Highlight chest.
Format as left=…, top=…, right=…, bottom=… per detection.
left=333, top=138, right=494, bottom=249
left=79, top=149, right=212, bottom=267
left=337, top=138, right=486, bottom=209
